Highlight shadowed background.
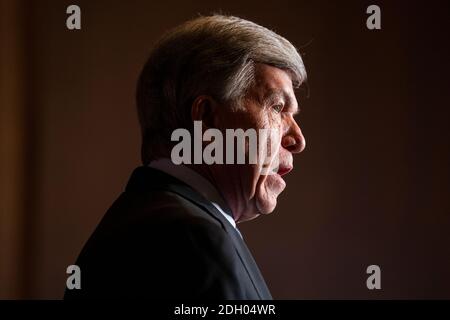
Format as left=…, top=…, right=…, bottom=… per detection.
left=1, top=0, right=449, bottom=299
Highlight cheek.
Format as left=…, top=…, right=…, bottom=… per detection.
left=262, top=118, right=284, bottom=166
left=262, top=113, right=283, bottom=145
left=259, top=173, right=285, bottom=196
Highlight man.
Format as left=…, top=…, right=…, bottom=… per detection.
left=65, top=14, right=306, bottom=299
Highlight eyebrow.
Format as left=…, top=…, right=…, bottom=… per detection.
left=262, top=89, right=300, bottom=115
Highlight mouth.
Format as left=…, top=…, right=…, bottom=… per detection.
left=277, top=166, right=293, bottom=177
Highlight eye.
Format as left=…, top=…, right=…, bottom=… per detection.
left=272, top=104, right=284, bottom=113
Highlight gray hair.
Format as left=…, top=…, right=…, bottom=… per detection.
left=136, top=14, right=307, bottom=164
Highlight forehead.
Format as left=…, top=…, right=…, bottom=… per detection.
left=253, top=63, right=294, bottom=89
left=251, top=64, right=297, bottom=104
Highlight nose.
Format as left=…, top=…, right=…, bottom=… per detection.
left=281, top=117, right=305, bottom=154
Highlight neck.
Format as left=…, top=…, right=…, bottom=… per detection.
left=187, top=164, right=239, bottom=221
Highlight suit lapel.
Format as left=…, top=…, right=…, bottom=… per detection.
left=126, top=166, right=272, bottom=299
left=166, top=182, right=272, bottom=300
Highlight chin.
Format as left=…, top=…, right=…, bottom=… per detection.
left=236, top=194, right=277, bottom=223
left=237, top=212, right=261, bottom=223
left=256, top=198, right=277, bottom=215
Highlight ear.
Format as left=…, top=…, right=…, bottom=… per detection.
left=191, top=95, right=220, bottom=130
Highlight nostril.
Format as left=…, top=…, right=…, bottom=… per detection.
left=283, top=135, right=305, bottom=153
left=282, top=136, right=297, bottom=149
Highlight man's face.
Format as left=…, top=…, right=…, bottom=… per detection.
left=213, top=63, right=305, bottom=223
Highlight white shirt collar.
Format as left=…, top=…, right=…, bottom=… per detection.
left=148, top=158, right=237, bottom=229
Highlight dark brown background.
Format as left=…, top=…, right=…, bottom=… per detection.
left=1, top=0, right=449, bottom=299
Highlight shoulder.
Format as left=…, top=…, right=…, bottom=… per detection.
left=79, top=188, right=233, bottom=261
left=69, top=190, right=242, bottom=298
left=108, top=188, right=224, bottom=233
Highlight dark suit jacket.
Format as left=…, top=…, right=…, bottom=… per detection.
left=64, top=166, right=272, bottom=299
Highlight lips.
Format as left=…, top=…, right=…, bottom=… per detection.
left=277, top=166, right=293, bottom=177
